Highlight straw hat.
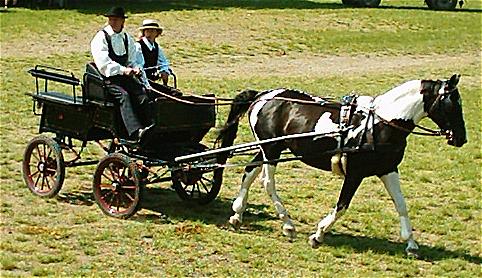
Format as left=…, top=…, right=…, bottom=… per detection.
left=138, top=19, right=163, bottom=32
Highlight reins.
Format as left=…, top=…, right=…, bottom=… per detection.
left=148, top=84, right=447, bottom=138
left=148, top=86, right=338, bottom=107
left=374, top=114, right=446, bottom=136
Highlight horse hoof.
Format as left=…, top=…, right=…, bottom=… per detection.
left=308, top=234, right=322, bottom=249
left=228, top=216, right=241, bottom=230
left=405, top=247, right=419, bottom=259
left=282, top=226, right=297, bottom=240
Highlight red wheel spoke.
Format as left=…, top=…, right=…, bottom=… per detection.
left=99, top=183, right=114, bottom=189
left=107, top=192, right=116, bottom=207
left=107, top=164, right=119, bottom=180
left=101, top=172, right=114, bottom=183
left=36, top=145, right=44, bottom=162
left=47, top=175, right=56, bottom=186
left=29, top=170, right=40, bottom=179
left=31, top=151, right=40, bottom=162
left=123, top=192, right=135, bottom=202
left=34, top=173, right=42, bottom=188
left=44, top=175, right=52, bottom=190
left=121, top=185, right=137, bottom=190
left=42, top=144, right=47, bottom=161
left=121, top=167, right=127, bottom=179
left=46, top=148, right=53, bottom=160
left=41, top=176, right=46, bottom=190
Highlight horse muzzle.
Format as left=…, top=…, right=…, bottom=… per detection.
left=445, top=130, right=467, bottom=147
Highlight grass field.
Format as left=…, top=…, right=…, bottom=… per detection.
left=1, top=0, right=481, bottom=276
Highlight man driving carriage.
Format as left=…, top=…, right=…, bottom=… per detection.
left=90, top=6, right=154, bottom=141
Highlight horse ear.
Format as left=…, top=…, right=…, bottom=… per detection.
left=449, top=74, right=460, bottom=88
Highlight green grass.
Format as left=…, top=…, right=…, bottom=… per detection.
left=1, top=1, right=481, bottom=277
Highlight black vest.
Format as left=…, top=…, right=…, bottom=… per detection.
left=138, top=39, right=159, bottom=80
left=102, top=30, right=129, bottom=66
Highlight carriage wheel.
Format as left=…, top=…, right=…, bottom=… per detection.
left=426, top=0, right=457, bottom=10
left=22, top=135, right=65, bottom=197
left=92, top=154, right=141, bottom=219
left=342, top=0, right=381, bottom=7
left=172, top=167, right=223, bottom=205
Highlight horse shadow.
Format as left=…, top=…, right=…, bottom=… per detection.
left=322, top=232, right=482, bottom=264
left=55, top=188, right=480, bottom=263
left=132, top=187, right=276, bottom=232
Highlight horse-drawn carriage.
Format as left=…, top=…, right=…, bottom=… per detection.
left=22, top=63, right=467, bottom=256
left=23, top=64, right=223, bottom=218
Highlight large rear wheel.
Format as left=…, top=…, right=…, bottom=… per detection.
left=22, top=136, right=65, bottom=197
left=425, top=0, right=457, bottom=10
left=172, top=167, right=223, bottom=205
left=93, top=154, right=141, bottom=219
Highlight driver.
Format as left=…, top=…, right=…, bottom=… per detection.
left=90, top=6, right=154, bottom=141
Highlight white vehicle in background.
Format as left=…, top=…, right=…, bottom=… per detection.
left=341, top=0, right=463, bottom=10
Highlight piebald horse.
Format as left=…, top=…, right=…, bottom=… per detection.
left=216, top=74, right=466, bottom=256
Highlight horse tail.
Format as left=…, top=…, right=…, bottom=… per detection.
left=215, top=89, right=259, bottom=162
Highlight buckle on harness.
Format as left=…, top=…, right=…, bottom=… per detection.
left=339, top=94, right=358, bottom=129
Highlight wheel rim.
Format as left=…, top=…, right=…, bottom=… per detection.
left=23, top=137, right=64, bottom=197
left=172, top=168, right=223, bottom=204
left=93, top=156, right=140, bottom=217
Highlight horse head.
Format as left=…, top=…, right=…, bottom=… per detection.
left=422, top=74, right=467, bottom=147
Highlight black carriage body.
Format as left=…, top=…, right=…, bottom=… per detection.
left=151, top=96, right=215, bottom=142
left=29, top=65, right=216, bottom=155
left=36, top=93, right=117, bottom=141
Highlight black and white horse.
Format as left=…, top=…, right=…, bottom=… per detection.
left=216, top=74, right=466, bottom=256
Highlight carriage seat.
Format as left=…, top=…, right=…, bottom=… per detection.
left=33, top=91, right=83, bottom=106
left=83, top=63, right=115, bottom=107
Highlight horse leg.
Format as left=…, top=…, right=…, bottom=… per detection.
left=262, top=163, right=297, bottom=239
left=379, top=172, right=419, bottom=257
left=309, top=175, right=363, bottom=248
left=229, top=153, right=262, bottom=229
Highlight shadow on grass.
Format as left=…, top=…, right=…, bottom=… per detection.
left=135, top=187, right=275, bottom=228
left=54, top=187, right=480, bottom=264
left=11, top=0, right=345, bottom=14
left=324, top=233, right=482, bottom=264
left=56, top=190, right=95, bottom=206
left=11, top=0, right=481, bottom=13
left=52, top=185, right=267, bottom=226
left=377, top=5, right=482, bottom=13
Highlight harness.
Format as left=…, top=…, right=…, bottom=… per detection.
left=102, top=30, right=129, bottom=66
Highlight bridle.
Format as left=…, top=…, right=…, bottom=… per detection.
left=375, top=81, right=457, bottom=137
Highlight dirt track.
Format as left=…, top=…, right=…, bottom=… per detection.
left=1, top=33, right=478, bottom=80
left=174, top=53, right=480, bottom=79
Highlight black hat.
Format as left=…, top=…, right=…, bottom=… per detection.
left=104, top=7, right=128, bottom=18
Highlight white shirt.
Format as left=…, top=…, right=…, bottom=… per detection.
left=90, top=25, right=141, bottom=77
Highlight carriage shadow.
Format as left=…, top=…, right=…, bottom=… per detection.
left=53, top=185, right=275, bottom=228
left=133, top=187, right=276, bottom=231
left=56, top=190, right=95, bottom=206
left=323, top=233, right=482, bottom=264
